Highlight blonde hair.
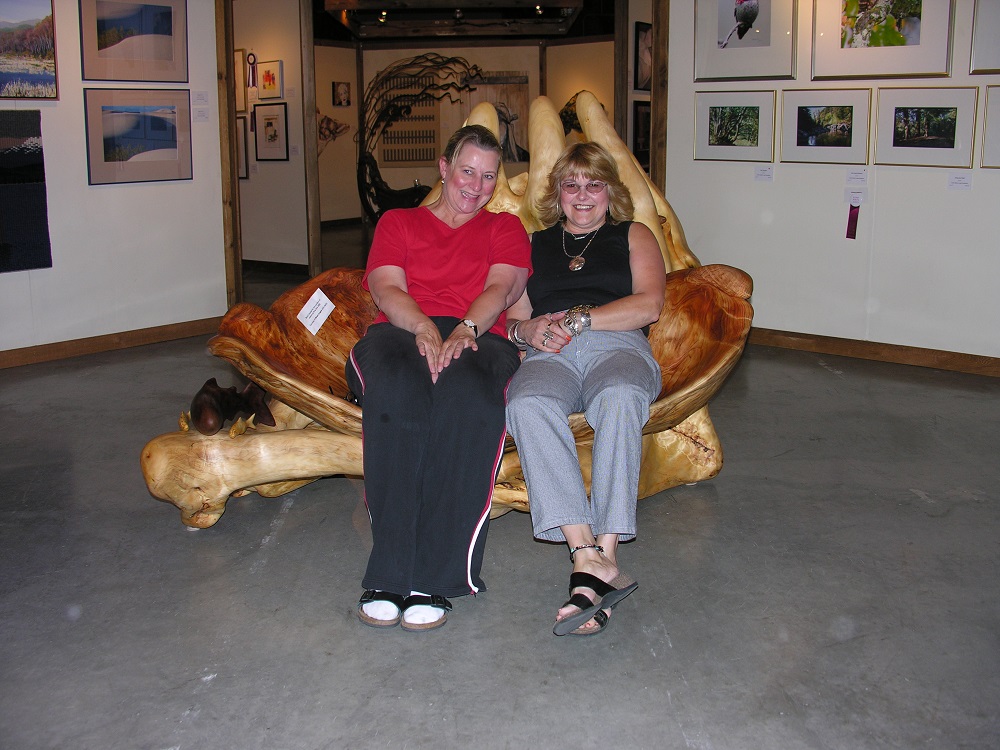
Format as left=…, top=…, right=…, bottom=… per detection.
left=537, top=142, right=634, bottom=228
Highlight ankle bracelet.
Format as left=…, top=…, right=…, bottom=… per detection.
left=568, top=543, right=604, bottom=561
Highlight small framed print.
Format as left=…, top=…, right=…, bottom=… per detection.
left=970, top=0, right=1000, bottom=74
left=982, top=86, right=1000, bottom=169
left=634, top=22, right=652, bottom=91
left=79, top=0, right=188, bottom=83
left=253, top=102, right=288, bottom=161
left=694, top=90, right=775, bottom=162
left=632, top=99, right=651, bottom=171
left=780, top=88, right=871, bottom=165
left=812, top=0, right=953, bottom=80
left=236, top=114, right=249, bottom=179
left=83, top=88, right=192, bottom=185
left=256, top=60, right=283, bottom=100
left=234, top=48, right=247, bottom=113
left=694, top=0, right=796, bottom=81
left=333, top=81, right=351, bottom=106
left=874, top=87, right=978, bottom=169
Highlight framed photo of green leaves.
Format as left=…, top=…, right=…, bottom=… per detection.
left=694, top=90, right=775, bottom=162
left=79, top=0, right=188, bottom=82
left=780, top=88, right=871, bottom=165
left=874, top=87, right=978, bottom=169
left=83, top=88, right=192, bottom=185
left=812, top=0, right=953, bottom=80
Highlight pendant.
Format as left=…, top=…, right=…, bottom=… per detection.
left=568, top=256, right=586, bottom=271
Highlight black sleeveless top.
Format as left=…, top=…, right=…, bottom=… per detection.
left=526, top=220, right=634, bottom=316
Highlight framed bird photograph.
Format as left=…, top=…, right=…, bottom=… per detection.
left=694, top=0, right=796, bottom=81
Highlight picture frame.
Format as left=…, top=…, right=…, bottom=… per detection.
left=253, top=102, right=288, bottom=161
left=970, top=0, right=1000, bottom=74
left=234, top=48, right=247, bottom=113
left=83, top=88, right=192, bottom=185
left=812, top=0, right=953, bottom=80
left=236, top=114, right=249, bottom=179
left=874, top=87, right=978, bottom=169
left=694, top=0, right=796, bottom=82
left=982, top=86, right=1000, bottom=169
left=634, top=22, right=652, bottom=91
left=79, top=0, right=188, bottom=83
left=0, top=0, right=57, bottom=99
left=332, top=81, right=351, bottom=106
left=632, top=99, right=651, bottom=172
left=256, top=60, right=283, bottom=100
left=779, top=88, right=871, bottom=165
left=694, top=90, right=775, bottom=162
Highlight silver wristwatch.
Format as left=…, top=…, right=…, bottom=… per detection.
left=564, top=305, right=594, bottom=337
left=461, top=318, right=479, bottom=337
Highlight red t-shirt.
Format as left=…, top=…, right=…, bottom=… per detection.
left=363, top=206, right=532, bottom=336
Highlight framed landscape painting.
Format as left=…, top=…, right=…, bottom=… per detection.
left=780, top=88, right=871, bottom=164
left=874, top=87, right=977, bottom=168
left=812, top=0, right=953, bottom=80
left=83, top=88, right=192, bottom=184
left=694, top=0, right=796, bottom=81
left=694, top=90, right=775, bottom=162
left=80, top=0, right=188, bottom=82
left=0, top=0, right=57, bottom=99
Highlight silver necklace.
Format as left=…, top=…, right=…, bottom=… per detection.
left=561, top=224, right=601, bottom=271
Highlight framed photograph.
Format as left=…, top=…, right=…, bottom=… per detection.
left=332, top=81, right=351, bottom=106
left=812, top=0, right=953, bottom=80
left=694, top=0, right=796, bottom=81
left=257, top=60, right=283, bottom=100
left=233, top=48, right=247, bottom=113
left=874, top=87, right=978, bottom=168
left=694, top=90, right=775, bottom=162
left=83, top=88, right=192, bottom=185
left=236, top=114, right=249, bottom=179
left=982, top=86, right=1000, bottom=169
left=632, top=99, right=651, bottom=172
left=970, top=0, right=1000, bottom=74
left=780, top=88, right=871, bottom=165
left=0, top=0, right=57, bottom=99
left=79, top=0, right=188, bottom=82
left=634, top=22, right=652, bottom=91
left=253, top=102, right=288, bottom=161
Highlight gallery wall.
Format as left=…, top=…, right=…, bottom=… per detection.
left=663, top=0, right=1000, bottom=358
left=0, top=0, right=227, bottom=355
left=314, top=43, right=362, bottom=223
left=234, top=0, right=308, bottom=265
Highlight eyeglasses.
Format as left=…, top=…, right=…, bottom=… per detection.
left=560, top=180, right=608, bottom=195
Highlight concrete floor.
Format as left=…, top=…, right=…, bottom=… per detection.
left=2, top=331, right=998, bottom=749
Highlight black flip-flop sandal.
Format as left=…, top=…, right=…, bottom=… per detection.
left=552, top=572, right=638, bottom=636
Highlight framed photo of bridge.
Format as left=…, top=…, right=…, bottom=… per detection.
left=694, top=0, right=796, bottom=81
left=779, top=88, right=871, bottom=165
left=80, top=0, right=188, bottom=82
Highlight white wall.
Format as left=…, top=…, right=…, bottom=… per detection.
left=664, top=0, right=1000, bottom=358
left=315, top=43, right=361, bottom=222
left=0, top=0, right=227, bottom=353
left=546, top=40, right=615, bottom=120
left=234, top=0, right=308, bottom=264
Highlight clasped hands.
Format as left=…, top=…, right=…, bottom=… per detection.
left=519, top=312, right=575, bottom=353
left=414, top=321, right=481, bottom=383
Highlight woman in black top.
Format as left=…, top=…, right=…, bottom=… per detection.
left=505, top=141, right=667, bottom=636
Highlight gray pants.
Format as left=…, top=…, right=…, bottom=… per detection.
left=506, top=330, right=662, bottom=542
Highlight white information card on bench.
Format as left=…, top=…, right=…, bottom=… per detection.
left=297, top=288, right=335, bottom=335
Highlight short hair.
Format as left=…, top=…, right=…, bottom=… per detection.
left=537, top=142, right=635, bottom=228
left=442, top=124, right=502, bottom=166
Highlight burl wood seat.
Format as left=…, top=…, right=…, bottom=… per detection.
left=140, top=91, right=753, bottom=528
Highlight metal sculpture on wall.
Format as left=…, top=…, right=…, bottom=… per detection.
left=357, top=53, right=483, bottom=224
